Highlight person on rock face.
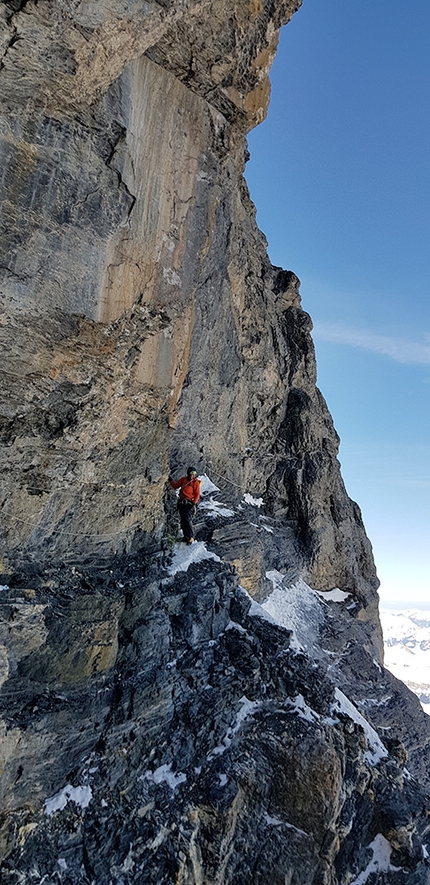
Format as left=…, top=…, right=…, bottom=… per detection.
left=168, top=467, right=201, bottom=544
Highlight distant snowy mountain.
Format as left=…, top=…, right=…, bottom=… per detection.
left=380, top=609, right=430, bottom=714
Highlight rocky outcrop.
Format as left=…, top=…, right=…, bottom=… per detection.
left=1, top=0, right=430, bottom=882
left=1, top=539, right=430, bottom=883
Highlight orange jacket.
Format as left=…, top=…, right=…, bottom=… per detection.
left=170, top=475, right=201, bottom=504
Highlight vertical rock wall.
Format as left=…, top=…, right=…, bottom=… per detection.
left=0, top=0, right=377, bottom=613
left=0, top=0, right=288, bottom=564
left=2, top=3, right=430, bottom=883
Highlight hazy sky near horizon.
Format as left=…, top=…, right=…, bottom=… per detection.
left=245, top=0, right=430, bottom=606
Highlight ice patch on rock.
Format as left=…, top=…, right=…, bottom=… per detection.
left=264, top=813, right=283, bottom=827
left=243, top=493, right=264, bottom=507
left=248, top=599, right=277, bottom=624
left=167, top=542, right=221, bottom=575
left=333, top=688, right=388, bottom=766
left=44, top=784, right=92, bottom=816
left=199, top=497, right=235, bottom=518
left=263, top=574, right=325, bottom=653
left=209, top=696, right=260, bottom=758
left=287, top=693, right=320, bottom=723
left=198, top=474, right=220, bottom=494
left=142, top=764, right=186, bottom=792
left=360, top=695, right=392, bottom=709
left=232, top=696, right=259, bottom=735
left=264, top=813, right=308, bottom=836
left=315, top=588, right=351, bottom=603
left=238, top=587, right=277, bottom=625
left=349, top=834, right=401, bottom=884
left=225, top=620, right=248, bottom=635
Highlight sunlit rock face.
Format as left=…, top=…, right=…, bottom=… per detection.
left=2, top=1, right=430, bottom=883
left=0, top=0, right=376, bottom=611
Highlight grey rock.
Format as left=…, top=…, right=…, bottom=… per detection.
left=0, top=554, right=429, bottom=883
left=1, top=1, right=429, bottom=882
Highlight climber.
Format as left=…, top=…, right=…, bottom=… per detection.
left=168, top=467, right=201, bottom=544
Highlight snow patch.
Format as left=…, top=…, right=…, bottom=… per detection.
left=315, top=588, right=351, bottom=603
left=209, top=745, right=226, bottom=757
left=209, top=696, right=260, bottom=758
left=287, top=694, right=320, bottom=723
left=232, top=696, right=259, bottom=735
left=243, top=493, right=264, bottom=507
left=44, top=784, right=92, bottom=816
left=334, top=689, right=388, bottom=766
left=199, top=497, right=235, bottom=518
left=0, top=585, right=9, bottom=593
left=264, top=813, right=308, bottom=837
left=225, top=621, right=248, bottom=635
left=141, top=764, right=186, bottom=792
left=237, top=586, right=277, bottom=625
left=360, top=695, right=392, bottom=709
left=167, top=541, right=221, bottom=575
left=248, top=599, right=277, bottom=624
left=198, top=474, right=220, bottom=494
left=265, top=570, right=286, bottom=589
left=349, top=834, right=402, bottom=885
left=250, top=521, right=274, bottom=535
left=218, top=774, right=228, bottom=787
left=263, top=574, right=325, bottom=653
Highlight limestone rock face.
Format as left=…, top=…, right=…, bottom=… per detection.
left=1, top=1, right=430, bottom=882
left=0, top=0, right=373, bottom=610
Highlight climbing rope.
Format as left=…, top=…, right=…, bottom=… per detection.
left=203, top=465, right=246, bottom=493
left=1, top=463, right=258, bottom=546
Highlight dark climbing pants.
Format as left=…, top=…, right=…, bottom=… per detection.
left=178, top=499, right=195, bottom=542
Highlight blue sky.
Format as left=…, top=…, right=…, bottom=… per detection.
left=245, top=0, right=430, bottom=606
